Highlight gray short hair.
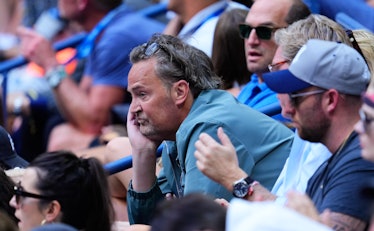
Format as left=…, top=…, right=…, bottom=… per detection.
left=275, top=14, right=352, bottom=60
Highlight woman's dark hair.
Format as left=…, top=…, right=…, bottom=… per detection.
left=212, top=8, right=251, bottom=90
left=29, top=151, right=114, bottom=231
left=0, top=168, right=17, bottom=224
left=0, top=210, right=18, bottom=231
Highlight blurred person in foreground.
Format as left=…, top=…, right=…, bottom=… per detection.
left=150, top=193, right=226, bottom=231
left=355, top=89, right=374, bottom=231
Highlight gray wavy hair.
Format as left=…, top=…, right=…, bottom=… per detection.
left=130, top=33, right=222, bottom=98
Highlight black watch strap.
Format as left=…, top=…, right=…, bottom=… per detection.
left=243, top=176, right=254, bottom=185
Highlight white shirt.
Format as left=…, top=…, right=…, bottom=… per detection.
left=178, top=0, right=247, bottom=57
left=227, top=199, right=333, bottom=231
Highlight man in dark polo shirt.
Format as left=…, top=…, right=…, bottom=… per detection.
left=263, top=39, right=374, bottom=230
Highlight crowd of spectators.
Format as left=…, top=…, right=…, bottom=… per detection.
left=1, top=1, right=374, bottom=231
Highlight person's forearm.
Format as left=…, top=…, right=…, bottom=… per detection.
left=132, top=148, right=158, bottom=192
left=53, top=77, right=124, bottom=133
left=247, top=183, right=277, bottom=201
left=53, top=78, right=106, bottom=133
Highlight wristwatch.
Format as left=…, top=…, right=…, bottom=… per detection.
left=12, top=97, right=23, bottom=115
left=45, top=65, right=67, bottom=89
left=232, top=176, right=257, bottom=198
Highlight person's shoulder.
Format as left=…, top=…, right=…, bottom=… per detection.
left=227, top=1, right=249, bottom=10
left=110, top=7, right=165, bottom=32
left=341, top=132, right=365, bottom=159
left=333, top=132, right=374, bottom=169
left=105, top=14, right=165, bottom=43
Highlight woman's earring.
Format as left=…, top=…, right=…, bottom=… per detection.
left=40, top=219, right=46, bottom=225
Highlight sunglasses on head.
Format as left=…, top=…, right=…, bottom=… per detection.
left=13, top=182, right=53, bottom=205
left=346, top=30, right=369, bottom=66
left=239, top=24, right=280, bottom=40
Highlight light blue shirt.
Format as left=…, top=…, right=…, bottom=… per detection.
left=237, top=74, right=279, bottom=109
left=271, top=132, right=332, bottom=204
left=237, top=73, right=286, bottom=121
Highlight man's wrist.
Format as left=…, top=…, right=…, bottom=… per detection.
left=45, top=65, right=67, bottom=89
left=232, top=175, right=259, bottom=198
left=12, top=97, right=23, bottom=115
left=225, top=170, right=248, bottom=191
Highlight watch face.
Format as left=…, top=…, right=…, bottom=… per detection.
left=233, top=181, right=249, bottom=198
left=47, top=66, right=66, bottom=88
left=51, top=75, right=59, bottom=86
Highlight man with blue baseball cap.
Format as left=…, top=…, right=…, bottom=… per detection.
left=263, top=39, right=370, bottom=94
left=263, top=39, right=374, bottom=230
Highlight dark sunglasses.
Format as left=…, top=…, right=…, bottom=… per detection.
left=145, top=42, right=163, bottom=56
left=239, top=24, right=280, bottom=40
left=144, top=41, right=173, bottom=58
left=288, top=90, right=326, bottom=107
left=13, top=182, right=53, bottom=205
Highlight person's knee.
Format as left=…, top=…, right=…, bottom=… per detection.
left=105, top=137, right=132, bottom=163
left=47, top=124, right=70, bottom=151
left=47, top=124, right=94, bottom=151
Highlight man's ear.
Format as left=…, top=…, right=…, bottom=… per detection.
left=324, top=89, right=340, bottom=115
left=44, top=200, right=62, bottom=223
left=173, top=80, right=190, bottom=106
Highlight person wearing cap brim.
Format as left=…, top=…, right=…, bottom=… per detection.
left=262, top=39, right=374, bottom=230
